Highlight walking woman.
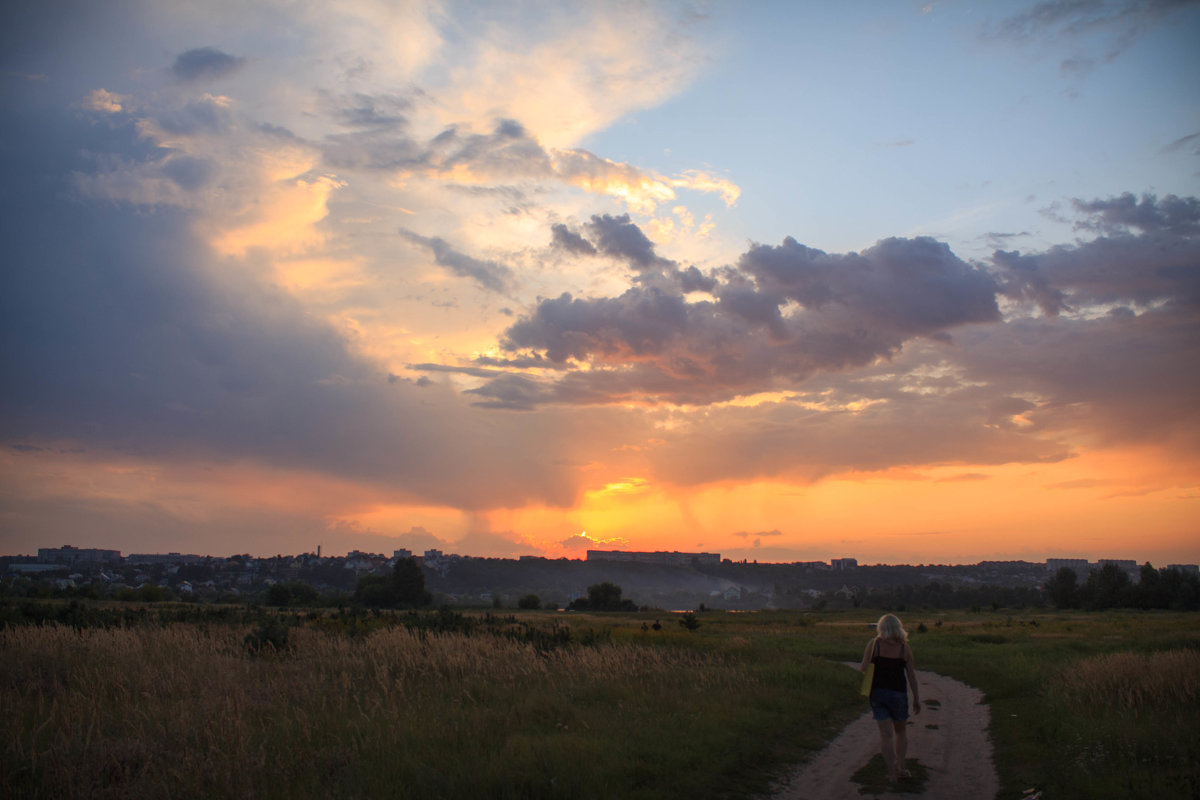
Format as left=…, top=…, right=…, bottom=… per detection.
left=860, top=613, right=921, bottom=782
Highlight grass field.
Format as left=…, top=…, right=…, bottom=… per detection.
left=2, top=603, right=1197, bottom=799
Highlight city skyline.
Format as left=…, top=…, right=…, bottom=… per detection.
left=2, top=1, right=1199, bottom=564
left=13, top=543, right=1198, bottom=573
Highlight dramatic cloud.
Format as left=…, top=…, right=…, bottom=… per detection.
left=996, top=193, right=1200, bottom=314
left=550, top=223, right=597, bottom=256
left=0, top=104, right=584, bottom=513
left=490, top=221, right=1001, bottom=406
left=3, top=0, right=1197, bottom=563
left=1070, top=192, right=1200, bottom=235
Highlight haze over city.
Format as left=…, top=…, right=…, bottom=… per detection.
left=2, top=1, right=1198, bottom=565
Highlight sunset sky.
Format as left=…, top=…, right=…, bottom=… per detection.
left=2, top=0, right=1198, bottom=565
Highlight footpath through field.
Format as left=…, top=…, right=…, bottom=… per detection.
left=767, top=667, right=999, bottom=800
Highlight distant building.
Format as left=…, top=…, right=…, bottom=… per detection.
left=1046, top=558, right=1090, bottom=578
left=38, top=545, right=121, bottom=565
left=831, top=558, right=858, bottom=571
left=393, top=548, right=413, bottom=560
left=9, top=563, right=69, bottom=574
left=586, top=550, right=720, bottom=566
left=126, top=552, right=204, bottom=565
left=1167, top=564, right=1200, bottom=576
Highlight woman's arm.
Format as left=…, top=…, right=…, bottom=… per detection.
left=860, top=638, right=876, bottom=672
left=904, top=644, right=921, bottom=714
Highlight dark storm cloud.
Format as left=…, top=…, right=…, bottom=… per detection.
left=715, top=284, right=787, bottom=339
left=171, top=47, right=247, bottom=82
left=491, top=221, right=1000, bottom=406
left=549, top=215, right=718, bottom=293
left=969, top=194, right=1200, bottom=455
left=503, top=288, right=692, bottom=363
left=992, top=248, right=1070, bottom=315
left=1070, top=192, right=1200, bottom=234
left=550, top=223, right=597, bottom=255
left=398, top=230, right=512, bottom=293
left=472, top=196, right=1200, bottom=484
left=0, top=102, right=579, bottom=511
left=742, top=235, right=1002, bottom=337
left=678, top=265, right=718, bottom=293
left=995, top=194, right=1200, bottom=313
left=585, top=214, right=672, bottom=270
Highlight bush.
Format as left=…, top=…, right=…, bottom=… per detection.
left=243, top=619, right=290, bottom=654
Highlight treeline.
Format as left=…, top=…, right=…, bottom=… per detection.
left=1045, top=563, right=1200, bottom=611
left=862, top=581, right=1045, bottom=611
left=270, top=558, right=432, bottom=609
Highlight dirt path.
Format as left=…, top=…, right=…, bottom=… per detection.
left=767, top=667, right=998, bottom=800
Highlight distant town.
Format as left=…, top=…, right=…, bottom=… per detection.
left=4, top=544, right=1198, bottom=611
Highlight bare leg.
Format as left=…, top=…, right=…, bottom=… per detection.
left=893, top=721, right=909, bottom=777
left=876, top=720, right=897, bottom=781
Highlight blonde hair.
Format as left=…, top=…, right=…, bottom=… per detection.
left=875, top=613, right=908, bottom=642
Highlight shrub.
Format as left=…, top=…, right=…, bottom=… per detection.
left=243, top=618, right=290, bottom=653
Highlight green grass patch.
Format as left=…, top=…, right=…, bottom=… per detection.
left=2, top=602, right=1198, bottom=799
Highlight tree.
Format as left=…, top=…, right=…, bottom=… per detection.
left=518, top=594, right=541, bottom=609
left=567, top=581, right=637, bottom=611
left=1082, top=564, right=1130, bottom=610
left=391, top=558, right=432, bottom=606
left=353, top=558, right=432, bottom=608
left=679, top=611, right=700, bottom=631
left=1045, top=567, right=1079, bottom=609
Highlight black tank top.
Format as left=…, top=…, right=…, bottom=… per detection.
left=870, top=640, right=908, bottom=692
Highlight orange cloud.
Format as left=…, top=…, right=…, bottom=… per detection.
left=212, top=167, right=343, bottom=257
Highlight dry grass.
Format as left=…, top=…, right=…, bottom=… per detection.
left=1053, top=649, right=1200, bottom=714
left=1, top=621, right=802, bottom=799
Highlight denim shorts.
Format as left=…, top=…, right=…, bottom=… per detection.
left=869, top=688, right=910, bottom=721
